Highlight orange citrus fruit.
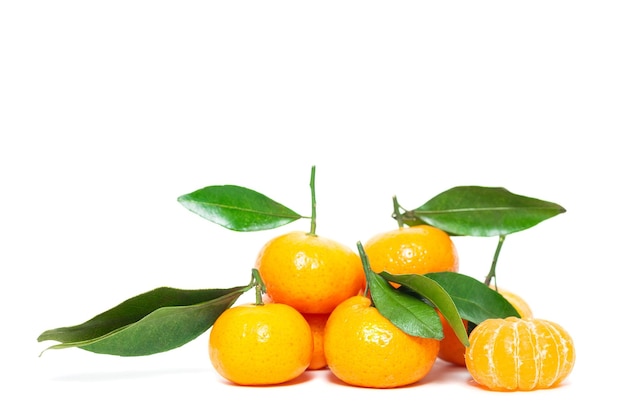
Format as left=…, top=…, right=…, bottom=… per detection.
left=465, top=316, right=576, bottom=391
left=302, top=313, right=329, bottom=370
left=255, top=231, right=365, bottom=314
left=492, top=286, right=533, bottom=318
left=437, top=286, right=533, bottom=367
left=363, top=225, right=459, bottom=286
left=208, top=302, right=313, bottom=386
left=436, top=311, right=468, bottom=367
left=323, top=295, right=440, bottom=388
left=261, top=295, right=328, bottom=370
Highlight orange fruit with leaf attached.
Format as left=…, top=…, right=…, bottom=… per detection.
left=303, top=313, right=329, bottom=370
left=437, top=286, right=533, bottom=367
left=208, top=302, right=313, bottom=386
left=323, top=295, right=440, bottom=388
left=465, top=316, right=575, bottom=391
left=363, top=225, right=459, bottom=287
left=255, top=231, right=365, bottom=314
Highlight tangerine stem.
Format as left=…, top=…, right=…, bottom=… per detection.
left=392, top=196, right=403, bottom=228
left=484, top=235, right=506, bottom=287
left=251, top=268, right=265, bottom=305
left=309, top=165, right=317, bottom=236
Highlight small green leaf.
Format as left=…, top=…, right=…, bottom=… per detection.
left=379, top=271, right=469, bottom=346
left=368, top=271, right=443, bottom=339
left=425, top=272, right=520, bottom=324
left=177, top=185, right=303, bottom=231
left=396, top=186, right=566, bottom=237
left=38, top=285, right=248, bottom=356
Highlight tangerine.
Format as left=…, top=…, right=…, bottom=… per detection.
left=465, top=316, right=575, bottom=391
left=492, top=286, right=533, bottom=318
left=260, top=294, right=327, bottom=369
left=255, top=231, right=365, bottom=314
left=436, top=311, right=468, bottom=367
left=363, top=225, right=459, bottom=286
left=323, top=295, right=440, bottom=388
left=302, top=313, right=329, bottom=370
left=208, top=302, right=313, bottom=386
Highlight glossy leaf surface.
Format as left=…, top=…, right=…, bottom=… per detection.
left=368, top=271, right=443, bottom=340
left=425, top=272, right=520, bottom=323
left=38, top=285, right=248, bottom=356
left=178, top=185, right=302, bottom=231
left=379, top=271, right=469, bottom=346
left=397, top=186, right=566, bottom=237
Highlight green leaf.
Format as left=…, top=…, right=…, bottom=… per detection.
left=368, top=271, right=443, bottom=340
left=396, top=186, right=566, bottom=237
left=177, top=185, right=303, bottom=231
left=38, top=285, right=248, bottom=356
left=379, top=271, right=469, bottom=346
left=425, top=272, right=520, bottom=324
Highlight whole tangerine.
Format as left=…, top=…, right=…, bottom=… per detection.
left=363, top=225, right=459, bottom=285
left=255, top=231, right=365, bottom=314
left=208, top=302, right=313, bottom=386
left=324, top=295, right=440, bottom=388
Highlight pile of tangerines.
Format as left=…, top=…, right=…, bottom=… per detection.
left=209, top=216, right=575, bottom=391
left=38, top=166, right=575, bottom=392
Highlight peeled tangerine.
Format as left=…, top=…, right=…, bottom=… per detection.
left=465, top=317, right=575, bottom=391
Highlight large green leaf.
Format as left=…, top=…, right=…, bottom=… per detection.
left=38, top=285, right=248, bottom=356
left=425, top=272, right=520, bottom=324
left=177, top=185, right=302, bottom=231
left=368, top=271, right=443, bottom=339
left=379, top=271, right=469, bottom=346
left=396, top=186, right=566, bottom=237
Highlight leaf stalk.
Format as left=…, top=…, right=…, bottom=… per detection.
left=309, top=165, right=317, bottom=236
left=392, top=196, right=404, bottom=228
left=484, top=235, right=506, bottom=287
left=251, top=269, right=265, bottom=305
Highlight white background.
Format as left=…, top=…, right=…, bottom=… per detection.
left=2, top=1, right=624, bottom=415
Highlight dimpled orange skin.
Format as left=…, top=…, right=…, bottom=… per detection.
left=263, top=296, right=328, bottom=369
left=302, top=313, right=329, bottom=370
left=255, top=231, right=365, bottom=314
left=208, top=303, right=313, bottom=386
left=492, top=287, right=533, bottom=319
left=465, top=317, right=576, bottom=391
left=363, top=225, right=459, bottom=284
left=324, top=295, right=440, bottom=388
left=436, top=311, right=469, bottom=367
